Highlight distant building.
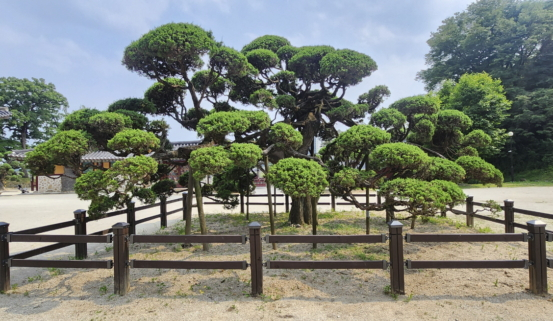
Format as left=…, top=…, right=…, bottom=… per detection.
left=9, top=140, right=202, bottom=193
left=0, top=106, right=11, bottom=119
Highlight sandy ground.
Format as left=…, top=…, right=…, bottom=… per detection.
left=0, top=187, right=552, bottom=320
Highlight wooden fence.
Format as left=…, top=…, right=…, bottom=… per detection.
left=1, top=219, right=551, bottom=296
left=1, top=191, right=552, bottom=297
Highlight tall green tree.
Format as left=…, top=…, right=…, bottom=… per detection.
left=417, top=0, right=553, bottom=170
left=0, top=77, right=68, bottom=149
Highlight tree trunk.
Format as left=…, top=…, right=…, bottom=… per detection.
left=303, top=196, right=312, bottom=225
left=411, top=215, right=417, bottom=229
left=289, top=197, right=303, bottom=225
left=385, top=196, right=395, bottom=222
left=240, top=192, right=245, bottom=214
left=194, top=177, right=209, bottom=251
left=311, top=196, right=318, bottom=249
left=185, top=170, right=194, bottom=236
left=264, top=156, right=276, bottom=249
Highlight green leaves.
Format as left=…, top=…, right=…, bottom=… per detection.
left=455, top=156, right=503, bottom=186
left=371, top=143, right=429, bottom=172
left=241, top=35, right=291, bottom=54
left=246, top=49, right=279, bottom=72
left=26, top=130, right=89, bottom=176
left=123, top=23, right=216, bottom=79
left=0, top=77, right=68, bottom=148
left=107, top=129, right=160, bottom=156
left=189, top=146, right=232, bottom=181
left=269, top=123, right=303, bottom=150
left=228, top=143, right=262, bottom=169
left=319, top=49, right=377, bottom=86
left=197, top=111, right=270, bottom=143
left=266, top=158, right=328, bottom=198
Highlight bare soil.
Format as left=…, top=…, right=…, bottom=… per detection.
left=0, top=209, right=552, bottom=321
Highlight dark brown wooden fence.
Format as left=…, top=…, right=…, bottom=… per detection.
left=2, top=219, right=551, bottom=296
left=1, top=191, right=552, bottom=297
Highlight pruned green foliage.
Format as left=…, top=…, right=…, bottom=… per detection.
left=227, top=143, right=262, bottom=169
left=144, top=78, right=187, bottom=115
left=246, top=49, right=279, bottom=71
left=189, top=146, right=232, bottom=180
left=390, top=94, right=440, bottom=117
left=241, top=35, right=291, bottom=54
left=358, top=85, right=391, bottom=113
left=197, top=111, right=250, bottom=142
left=270, top=123, right=303, bottom=150
left=249, top=88, right=277, bottom=109
left=113, top=110, right=149, bottom=129
left=75, top=156, right=158, bottom=218
left=266, top=158, right=328, bottom=198
left=26, top=130, right=89, bottom=176
left=107, top=98, right=156, bottom=115
left=123, top=23, right=216, bottom=79
left=288, top=45, right=335, bottom=82
left=209, top=46, right=254, bottom=78
left=88, top=112, right=132, bottom=149
left=151, top=179, right=177, bottom=199
left=319, top=49, right=377, bottom=86
left=107, top=129, right=160, bottom=156
left=455, top=156, right=503, bottom=186
left=424, top=158, right=466, bottom=183
left=60, top=108, right=101, bottom=132
left=370, top=143, right=429, bottom=174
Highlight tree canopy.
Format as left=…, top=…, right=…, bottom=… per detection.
left=418, top=0, right=553, bottom=170
left=0, top=77, right=68, bottom=149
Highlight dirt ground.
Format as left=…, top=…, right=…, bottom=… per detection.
left=0, top=187, right=552, bottom=320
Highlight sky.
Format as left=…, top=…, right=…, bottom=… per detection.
left=0, top=0, right=476, bottom=142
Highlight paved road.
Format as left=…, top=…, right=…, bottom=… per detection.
left=1, top=186, right=552, bottom=255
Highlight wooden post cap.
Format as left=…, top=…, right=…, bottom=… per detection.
left=112, top=222, right=130, bottom=229
left=0, top=222, right=9, bottom=227
left=388, top=221, right=403, bottom=228
left=527, top=220, right=546, bottom=227
left=73, top=209, right=87, bottom=215
left=248, top=222, right=261, bottom=229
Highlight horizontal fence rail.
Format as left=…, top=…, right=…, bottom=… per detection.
left=130, top=235, right=246, bottom=244
left=9, top=259, right=113, bottom=269
left=405, top=233, right=527, bottom=243
left=264, top=234, right=387, bottom=244
left=7, top=234, right=112, bottom=243
left=265, top=260, right=388, bottom=270
left=130, top=260, right=248, bottom=270
left=406, top=260, right=529, bottom=269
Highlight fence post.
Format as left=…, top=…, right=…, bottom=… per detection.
left=527, top=220, right=548, bottom=295
left=466, top=196, right=474, bottom=227
left=376, top=190, right=381, bottom=206
left=388, top=221, right=405, bottom=295
left=113, top=222, right=130, bottom=295
left=73, top=209, right=87, bottom=260
left=182, top=192, right=188, bottom=222
left=248, top=222, right=263, bottom=296
left=504, top=200, right=515, bottom=233
left=126, top=201, right=136, bottom=235
left=0, top=222, right=10, bottom=292
left=160, top=196, right=167, bottom=228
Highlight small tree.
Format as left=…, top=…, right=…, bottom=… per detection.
left=266, top=158, right=328, bottom=226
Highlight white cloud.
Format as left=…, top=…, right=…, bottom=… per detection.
left=72, top=0, right=170, bottom=36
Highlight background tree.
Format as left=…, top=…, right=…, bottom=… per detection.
left=417, top=0, right=553, bottom=171
left=0, top=77, right=68, bottom=149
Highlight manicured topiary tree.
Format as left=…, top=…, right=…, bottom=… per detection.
left=266, top=158, right=328, bottom=226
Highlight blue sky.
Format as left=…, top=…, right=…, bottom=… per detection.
left=0, top=0, right=475, bottom=142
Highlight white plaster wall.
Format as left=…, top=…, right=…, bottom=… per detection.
left=38, top=176, right=62, bottom=193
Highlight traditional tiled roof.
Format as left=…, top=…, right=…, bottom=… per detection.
left=81, top=151, right=125, bottom=162
left=0, top=107, right=11, bottom=119
left=171, top=140, right=202, bottom=150
left=9, top=149, right=124, bottom=162
left=8, top=149, right=33, bottom=161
